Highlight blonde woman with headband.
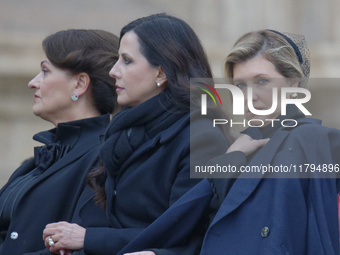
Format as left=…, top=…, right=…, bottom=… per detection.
left=199, top=29, right=340, bottom=255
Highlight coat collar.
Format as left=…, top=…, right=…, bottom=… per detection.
left=33, top=114, right=110, bottom=148
left=33, top=114, right=109, bottom=178
left=2, top=115, right=110, bottom=193
left=241, top=104, right=306, bottom=139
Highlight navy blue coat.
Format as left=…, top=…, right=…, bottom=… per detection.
left=0, top=115, right=110, bottom=255
left=117, top=179, right=213, bottom=255
left=201, top=117, right=340, bottom=255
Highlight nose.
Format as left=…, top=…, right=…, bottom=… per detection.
left=28, top=74, right=40, bottom=89
left=109, top=62, right=120, bottom=79
left=251, top=88, right=259, bottom=102
left=245, top=84, right=259, bottom=102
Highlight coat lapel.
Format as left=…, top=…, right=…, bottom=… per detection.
left=36, top=132, right=102, bottom=182
left=209, top=128, right=290, bottom=227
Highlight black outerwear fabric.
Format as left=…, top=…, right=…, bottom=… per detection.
left=0, top=114, right=110, bottom=255
left=81, top=91, right=228, bottom=255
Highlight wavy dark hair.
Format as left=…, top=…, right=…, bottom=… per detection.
left=42, top=29, right=119, bottom=114
left=87, top=13, right=232, bottom=208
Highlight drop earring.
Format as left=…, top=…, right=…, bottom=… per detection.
left=71, top=92, right=79, bottom=102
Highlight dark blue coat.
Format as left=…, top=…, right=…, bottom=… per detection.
left=201, top=117, right=340, bottom=255
left=0, top=115, right=110, bottom=255
left=117, top=179, right=214, bottom=255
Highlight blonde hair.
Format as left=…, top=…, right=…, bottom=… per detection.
left=225, top=30, right=309, bottom=87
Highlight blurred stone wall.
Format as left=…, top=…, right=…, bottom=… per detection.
left=0, top=0, right=339, bottom=187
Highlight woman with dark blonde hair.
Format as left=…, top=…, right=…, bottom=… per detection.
left=0, top=29, right=119, bottom=255
left=200, top=29, right=340, bottom=255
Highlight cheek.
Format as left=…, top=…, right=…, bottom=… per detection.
left=124, top=71, right=143, bottom=88
left=39, top=85, right=50, bottom=98
left=258, top=88, right=274, bottom=104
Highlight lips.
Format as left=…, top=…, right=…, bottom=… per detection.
left=33, top=94, right=40, bottom=101
left=115, top=85, right=124, bottom=92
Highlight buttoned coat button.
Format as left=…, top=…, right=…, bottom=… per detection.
left=261, top=227, right=270, bottom=237
left=10, top=232, right=18, bottom=240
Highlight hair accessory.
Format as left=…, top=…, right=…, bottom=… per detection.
left=71, top=92, right=79, bottom=102
left=157, top=82, right=161, bottom=87
left=269, top=30, right=310, bottom=78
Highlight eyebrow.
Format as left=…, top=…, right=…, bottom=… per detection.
left=234, top=74, right=270, bottom=82
left=120, top=53, right=131, bottom=58
left=40, top=60, right=47, bottom=67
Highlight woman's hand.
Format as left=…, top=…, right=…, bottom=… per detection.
left=227, top=134, right=269, bottom=156
left=124, top=252, right=156, bottom=255
left=43, top=221, right=86, bottom=254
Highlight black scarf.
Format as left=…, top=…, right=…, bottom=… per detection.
left=100, top=91, right=187, bottom=180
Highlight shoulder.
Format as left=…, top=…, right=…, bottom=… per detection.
left=279, top=122, right=340, bottom=153
left=283, top=117, right=340, bottom=138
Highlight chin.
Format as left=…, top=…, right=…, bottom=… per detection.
left=32, top=107, right=42, bottom=118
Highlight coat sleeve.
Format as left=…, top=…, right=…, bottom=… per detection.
left=116, top=179, right=214, bottom=255
left=84, top=227, right=144, bottom=255
left=168, top=117, right=229, bottom=204
left=83, top=178, right=214, bottom=255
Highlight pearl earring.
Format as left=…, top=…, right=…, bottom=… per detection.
left=290, top=92, right=298, bottom=99
left=71, top=92, right=79, bottom=102
left=157, top=82, right=161, bottom=87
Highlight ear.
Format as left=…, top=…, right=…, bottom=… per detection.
left=155, top=66, right=167, bottom=86
left=289, top=78, right=300, bottom=88
left=74, top=72, right=91, bottom=96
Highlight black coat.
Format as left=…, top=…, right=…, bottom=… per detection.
left=80, top=102, right=228, bottom=255
left=0, top=114, right=110, bottom=255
